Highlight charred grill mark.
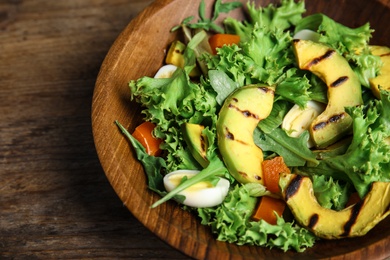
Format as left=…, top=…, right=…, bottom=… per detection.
left=341, top=200, right=364, bottom=237
left=380, top=52, right=390, bottom=57
left=313, top=122, right=327, bottom=131
left=258, top=87, right=275, bottom=95
left=200, top=135, right=207, bottom=155
left=238, top=171, right=248, bottom=178
left=329, top=114, right=344, bottom=123
left=224, top=127, right=234, bottom=140
left=306, top=50, right=335, bottom=69
left=285, top=175, right=303, bottom=201
left=309, top=214, right=319, bottom=229
left=331, top=76, right=349, bottom=87
left=312, top=113, right=346, bottom=131
left=224, top=126, right=249, bottom=145
left=228, top=104, right=259, bottom=120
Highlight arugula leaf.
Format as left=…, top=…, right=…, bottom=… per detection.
left=171, top=0, right=242, bottom=33
left=115, top=121, right=166, bottom=195
left=257, top=100, right=291, bottom=133
left=254, top=127, right=318, bottom=167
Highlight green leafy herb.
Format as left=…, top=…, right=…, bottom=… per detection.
left=208, top=69, right=239, bottom=105
left=312, top=175, right=350, bottom=210
left=224, top=0, right=306, bottom=42
left=171, top=0, right=242, bottom=33
left=254, top=127, right=318, bottom=167
left=115, top=121, right=166, bottom=195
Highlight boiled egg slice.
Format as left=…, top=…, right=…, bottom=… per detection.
left=163, top=170, right=230, bottom=208
left=293, top=29, right=321, bottom=42
left=282, top=100, right=325, bottom=147
left=154, top=64, right=178, bottom=78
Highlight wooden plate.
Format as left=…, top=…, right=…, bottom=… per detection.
left=92, top=0, right=390, bottom=258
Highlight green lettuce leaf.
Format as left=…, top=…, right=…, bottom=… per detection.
left=312, top=175, right=350, bottom=210
left=224, top=0, right=306, bottom=42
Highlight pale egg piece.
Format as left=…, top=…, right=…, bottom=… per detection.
left=293, top=29, right=321, bottom=42
left=154, top=64, right=178, bottom=78
left=163, top=170, right=230, bottom=208
left=282, top=100, right=325, bottom=147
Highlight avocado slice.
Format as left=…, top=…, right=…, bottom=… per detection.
left=279, top=173, right=390, bottom=239
left=369, top=45, right=390, bottom=99
left=182, top=123, right=209, bottom=168
left=217, top=84, right=275, bottom=184
left=165, top=40, right=200, bottom=77
left=293, top=39, right=363, bottom=148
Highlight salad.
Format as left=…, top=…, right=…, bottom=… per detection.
left=116, top=0, right=390, bottom=252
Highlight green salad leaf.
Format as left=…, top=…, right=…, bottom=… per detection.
left=171, top=0, right=242, bottom=33
left=115, top=121, right=166, bottom=195
left=312, top=175, right=350, bottom=210
left=254, top=127, right=318, bottom=167
left=224, top=0, right=305, bottom=42
left=208, top=69, right=239, bottom=105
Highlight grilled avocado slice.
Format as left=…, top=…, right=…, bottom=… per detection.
left=217, top=84, right=274, bottom=184
left=293, top=39, right=363, bottom=148
left=279, top=173, right=390, bottom=239
left=182, top=123, right=209, bottom=168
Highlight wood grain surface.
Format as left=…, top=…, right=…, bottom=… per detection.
left=0, top=0, right=189, bottom=258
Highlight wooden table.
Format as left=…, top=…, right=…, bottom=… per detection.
left=0, top=1, right=189, bottom=258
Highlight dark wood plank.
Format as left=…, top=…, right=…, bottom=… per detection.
left=0, top=0, right=189, bottom=258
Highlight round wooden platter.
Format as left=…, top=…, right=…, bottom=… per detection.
left=92, top=0, right=390, bottom=259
